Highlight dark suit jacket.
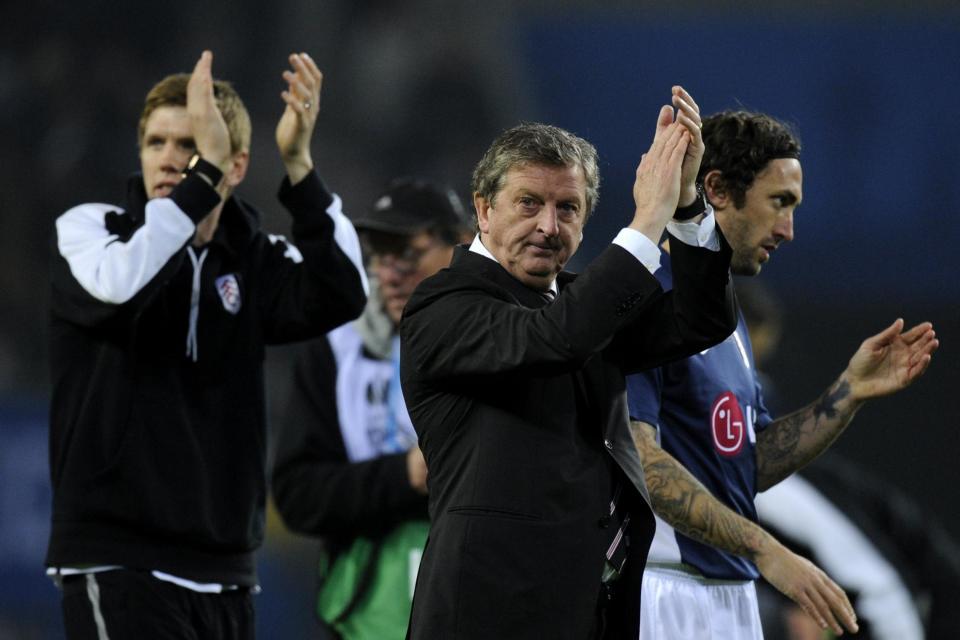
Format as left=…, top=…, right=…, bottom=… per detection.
left=399, top=235, right=736, bottom=639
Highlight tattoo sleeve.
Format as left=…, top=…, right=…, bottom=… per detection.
left=630, top=420, right=767, bottom=560
left=756, top=377, right=857, bottom=491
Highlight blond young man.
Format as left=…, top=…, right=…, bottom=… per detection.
left=46, top=51, right=367, bottom=639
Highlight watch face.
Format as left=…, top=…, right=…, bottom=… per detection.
left=181, top=153, right=201, bottom=178
left=179, top=154, right=222, bottom=189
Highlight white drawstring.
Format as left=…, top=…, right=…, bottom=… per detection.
left=185, top=246, right=208, bottom=362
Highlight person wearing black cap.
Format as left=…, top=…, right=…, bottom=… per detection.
left=271, top=178, right=472, bottom=640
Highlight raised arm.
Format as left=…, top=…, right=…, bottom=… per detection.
left=51, top=51, right=229, bottom=327
left=258, top=55, right=368, bottom=342
left=614, top=87, right=735, bottom=368
left=756, top=319, right=938, bottom=490
left=630, top=420, right=859, bottom=636
left=276, top=52, right=322, bottom=185
left=672, top=85, right=705, bottom=209
left=628, top=108, right=691, bottom=243
left=186, top=50, right=233, bottom=181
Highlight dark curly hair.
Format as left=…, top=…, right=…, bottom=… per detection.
left=699, top=111, right=801, bottom=208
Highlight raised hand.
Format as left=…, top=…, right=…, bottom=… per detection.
left=630, top=105, right=690, bottom=242
left=186, top=51, right=231, bottom=171
left=276, top=52, right=323, bottom=185
left=671, top=85, right=704, bottom=207
left=756, top=539, right=859, bottom=636
left=845, top=319, right=938, bottom=401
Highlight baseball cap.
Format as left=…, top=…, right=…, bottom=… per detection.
left=352, top=178, right=469, bottom=236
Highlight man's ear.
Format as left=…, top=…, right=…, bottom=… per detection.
left=224, top=150, right=250, bottom=189
left=474, top=192, right=491, bottom=235
left=702, top=169, right=731, bottom=210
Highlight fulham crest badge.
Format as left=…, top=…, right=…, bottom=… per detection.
left=216, top=274, right=242, bottom=315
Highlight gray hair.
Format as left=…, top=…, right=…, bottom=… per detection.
left=471, top=122, right=600, bottom=222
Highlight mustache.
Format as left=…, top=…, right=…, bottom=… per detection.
left=528, top=236, right=564, bottom=251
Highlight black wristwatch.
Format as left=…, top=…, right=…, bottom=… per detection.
left=673, top=183, right=707, bottom=221
left=181, top=154, right=224, bottom=189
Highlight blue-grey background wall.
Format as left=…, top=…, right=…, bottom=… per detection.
left=521, top=14, right=960, bottom=305
left=1, top=2, right=956, bottom=637
left=517, top=12, right=960, bottom=559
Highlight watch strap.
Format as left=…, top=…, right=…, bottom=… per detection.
left=182, top=154, right=224, bottom=189
left=673, top=184, right=707, bottom=221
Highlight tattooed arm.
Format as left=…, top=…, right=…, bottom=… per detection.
left=756, top=319, right=938, bottom=491
left=631, top=419, right=767, bottom=557
left=631, top=420, right=858, bottom=636
left=756, top=377, right=857, bottom=491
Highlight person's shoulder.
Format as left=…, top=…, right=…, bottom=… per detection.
left=57, top=176, right=148, bottom=241
left=326, top=320, right=363, bottom=354
left=58, top=202, right=124, bottom=222
left=55, top=202, right=129, bottom=242
left=406, top=263, right=479, bottom=302
left=403, top=261, right=504, bottom=323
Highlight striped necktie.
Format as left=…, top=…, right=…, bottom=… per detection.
left=602, top=484, right=630, bottom=583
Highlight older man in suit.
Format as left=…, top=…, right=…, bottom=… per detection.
left=399, top=88, right=736, bottom=639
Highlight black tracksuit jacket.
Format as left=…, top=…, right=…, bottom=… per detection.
left=46, top=170, right=366, bottom=586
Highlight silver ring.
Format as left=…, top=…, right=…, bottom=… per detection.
left=303, top=101, right=312, bottom=110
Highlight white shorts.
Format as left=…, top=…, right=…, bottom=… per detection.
left=640, top=564, right=764, bottom=640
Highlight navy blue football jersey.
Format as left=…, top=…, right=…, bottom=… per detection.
left=627, top=250, right=772, bottom=580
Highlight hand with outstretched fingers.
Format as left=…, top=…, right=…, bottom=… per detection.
left=844, top=319, right=938, bottom=402
left=276, top=52, right=323, bottom=185
left=186, top=51, right=231, bottom=172
left=630, top=105, right=690, bottom=242
left=671, top=85, right=704, bottom=207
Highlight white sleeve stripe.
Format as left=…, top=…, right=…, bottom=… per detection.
left=264, top=195, right=369, bottom=295
left=56, top=199, right=196, bottom=304
left=326, top=194, right=370, bottom=296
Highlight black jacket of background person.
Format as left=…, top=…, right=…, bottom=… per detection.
left=399, top=232, right=736, bottom=640
left=272, top=335, right=428, bottom=541
left=46, top=170, right=366, bottom=587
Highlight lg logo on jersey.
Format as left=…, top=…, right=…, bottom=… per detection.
left=710, top=392, right=757, bottom=457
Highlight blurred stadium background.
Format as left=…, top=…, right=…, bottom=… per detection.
left=1, top=1, right=957, bottom=636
